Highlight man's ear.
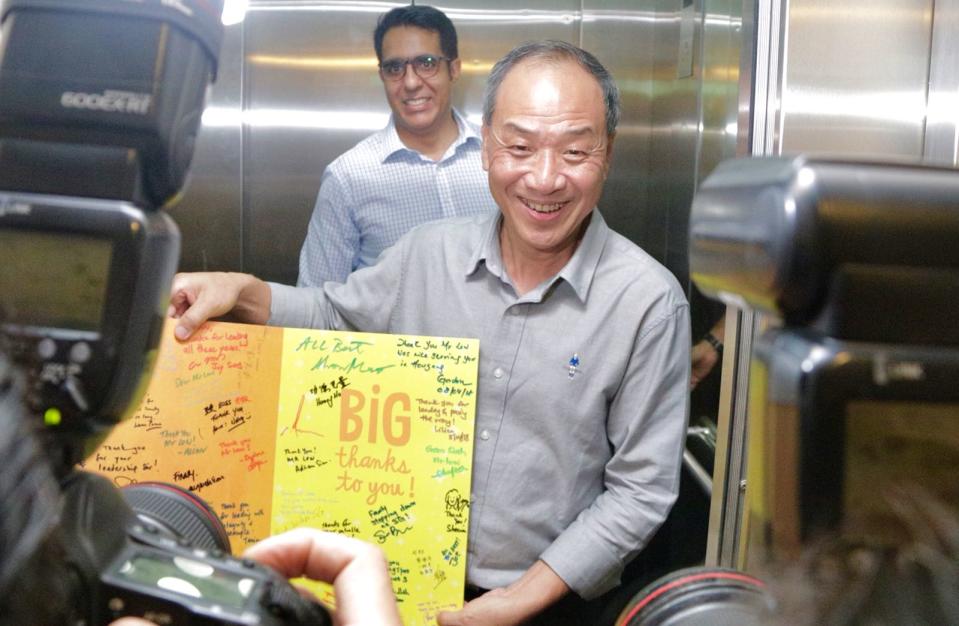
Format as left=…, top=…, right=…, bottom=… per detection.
left=449, top=57, right=462, bottom=82
left=481, top=125, right=491, bottom=171
left=603, top=133, right=616, bottom=177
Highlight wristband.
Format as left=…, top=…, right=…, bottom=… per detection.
left=704, top=332, right=723, bottom=352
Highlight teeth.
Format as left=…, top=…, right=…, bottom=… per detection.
left=523, top=199, right=564, bottom=213
left=405, top=97, right=428, bottom=105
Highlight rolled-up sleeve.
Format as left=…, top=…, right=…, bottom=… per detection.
left=540, top=302, right=691, bottom=598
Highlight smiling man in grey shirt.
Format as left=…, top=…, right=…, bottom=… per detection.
left=170, top=41, right=690, bottom=626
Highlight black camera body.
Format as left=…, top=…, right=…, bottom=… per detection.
left=0, top=0, right=224, bottom=206
left=58, top=471, right=330, bottom=626
left=616, top=157, right=959, bottom=626
left=0, top=192, right=180, bottom=462
left=0, top=2, right=330, bottom=624
left=0, top=191, right=330, bottom=624
left=689, top=156, right=959, bottom=556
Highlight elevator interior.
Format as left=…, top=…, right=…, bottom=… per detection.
left=166, top=0, right=959, bottom=602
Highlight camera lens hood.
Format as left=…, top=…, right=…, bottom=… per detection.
left=122, top=481, right=231, bottom=554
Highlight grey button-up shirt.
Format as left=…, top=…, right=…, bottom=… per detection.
left=269, top=210, right=690, bottom=599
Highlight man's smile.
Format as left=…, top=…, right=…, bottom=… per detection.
left=520, top=197, right=567, bottom=214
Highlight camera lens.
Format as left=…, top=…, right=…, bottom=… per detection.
left=122, top=482, right=231, bottom=554
left=616, top=567, right=774, bottom=626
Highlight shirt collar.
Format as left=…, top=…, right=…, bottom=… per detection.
left=467, top=210, right=610, bottom=303
left=379, top=108, right=480, bottom=163
left=467, top=212, right=506, bottom=278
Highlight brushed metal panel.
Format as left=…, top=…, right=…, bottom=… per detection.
left=780, top=0, right=933, bottom=158
left=924, top=0, right=959, bottom=166
left=647, top=0, right=701, bottom=285
left=582, top=0, right=742, bottom=292
left=582, top=2, right=656, bottom=260
left=440, top=0, right=581, bottom=122
left=243, top=3, right=394, bottom=284
left=698, top=0, right=742, bottom=183
left=169, top=20, right=245, bottom=273
left=588, top=0, right=744, bottom=325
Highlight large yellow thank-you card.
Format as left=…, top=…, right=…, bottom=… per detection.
left=90, top=319, right=479, bottom=625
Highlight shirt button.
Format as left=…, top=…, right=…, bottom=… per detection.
left=479, top=430, right=490, bottom=441
left=493, top=367, right=504, bottom=379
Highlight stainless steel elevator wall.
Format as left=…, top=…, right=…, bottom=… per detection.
left=169, top=1, right=747, bottom=292
left=779, top=0, right=934, bottom=158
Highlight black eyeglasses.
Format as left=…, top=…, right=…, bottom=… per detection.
left=379, top=54, right=451, bottom=80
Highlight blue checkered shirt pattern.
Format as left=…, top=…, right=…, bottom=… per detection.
left=297, top=109, right=497, bottom=286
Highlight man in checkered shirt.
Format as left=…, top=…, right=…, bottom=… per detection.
left=297, top=5, right=496, bottom=287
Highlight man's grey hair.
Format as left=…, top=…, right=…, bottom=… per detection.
left=482, top=40, right=621, bottom=136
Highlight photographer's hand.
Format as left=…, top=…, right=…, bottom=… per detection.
left=243, top=528, right=403, bottom=626
left=168, top=272, right=272, bottom=340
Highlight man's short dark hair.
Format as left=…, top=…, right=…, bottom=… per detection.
left=373, top=5, right=458, bottom=62
left=483, top=40, right=621, bottom=137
